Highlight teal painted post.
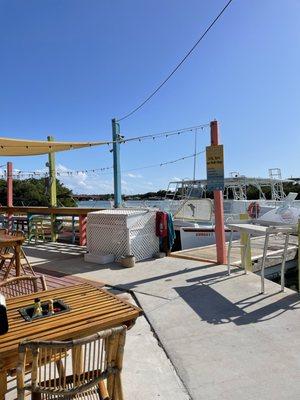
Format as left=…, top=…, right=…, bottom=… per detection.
left=71, top=216, right=76, bottom=244
left=112, top=118, right=122, bottom=207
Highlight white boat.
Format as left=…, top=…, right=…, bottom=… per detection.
left=163, top=172, right=299, bottom=250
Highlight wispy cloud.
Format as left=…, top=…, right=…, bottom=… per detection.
left=56, top=164, right=114, bottom=194
left=43, top=164, right=165, bottom=195
left=125, top=172, right=143, bottom=178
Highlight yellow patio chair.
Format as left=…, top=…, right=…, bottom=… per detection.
left=28, top=217, right=47, bottom=244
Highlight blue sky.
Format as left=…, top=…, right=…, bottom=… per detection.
left=0, top=0, right=299, bottom=194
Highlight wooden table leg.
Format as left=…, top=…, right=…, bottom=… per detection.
left=0, top=369, right=7, bottom=400
left=14, top=244, right=21, bottom=277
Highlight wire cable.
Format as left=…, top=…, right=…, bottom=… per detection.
left=119, top=123, right=208, bottom=143
left=117, top=0, right=234, bottom=122
left=90, top=150, right=206, bottom=176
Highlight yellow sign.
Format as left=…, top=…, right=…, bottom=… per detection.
left=206, top=145, right=224, bottom=190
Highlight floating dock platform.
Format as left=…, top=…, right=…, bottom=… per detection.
left=171, top=234, right=298, bottom=271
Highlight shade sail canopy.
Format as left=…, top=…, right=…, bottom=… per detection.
left=0, top=137, right=108, bottom=156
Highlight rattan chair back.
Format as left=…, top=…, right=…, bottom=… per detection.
left=17, top=325, right=126, bottom=400
left=0, top=275, right=47, bottom=298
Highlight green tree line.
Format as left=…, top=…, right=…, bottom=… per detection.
left=0, top=178, right=76, bottom=207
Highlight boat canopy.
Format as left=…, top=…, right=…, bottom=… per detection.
left=0, top=137, right=108, bottom=156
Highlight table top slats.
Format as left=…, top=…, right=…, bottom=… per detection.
left=7, top=289, right=109, bottom=313
left=0, top=283, right=141, bottom=361
left=6, top=283, right=94, bottom=307
left=5, top=303, right=131, bottom=337
left=0, top=234, right=25, bottom=247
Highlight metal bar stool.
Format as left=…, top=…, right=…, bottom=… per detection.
left=227, top=228, right=251, bottom=276
left=260, top=226, right=293, bottom=294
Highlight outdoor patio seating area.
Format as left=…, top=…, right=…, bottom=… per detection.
left=0, top=228, right=299, bottom=399
left=0, top=230, right=142, bottom=400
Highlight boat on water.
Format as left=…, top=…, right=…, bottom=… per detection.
left=86, top=169, right=299, bottom=251
left=162, top=173, right=299, bottom=250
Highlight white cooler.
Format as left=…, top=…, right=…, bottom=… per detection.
left=85, top=209, right=159, bottom=262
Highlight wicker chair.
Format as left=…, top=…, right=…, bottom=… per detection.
left=0, top=275, right=47, bottom=299
left=17, top=325, right=127, bottom=400
left=0, top=230, right=35, bottom=279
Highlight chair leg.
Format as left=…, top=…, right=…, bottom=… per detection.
left=280, top=233, right=290, bottom=292
left=3, top=257, right=15, bottom=280
left=21, top=249, right=35, bottom=276
left=227, top=230, right=233, bottom=276
left=0, top=370, right=7, bottom=400
left=98, top=381, right=110, bottom=400
left=107, top=335, right=120, bottom=399
left=0, top=258, right=6, bottom=270
left=115, top=330, right=126, bottom=400
left=261, top=233, right=270, bottom=294
left=243, top=234, right=251, bottom=275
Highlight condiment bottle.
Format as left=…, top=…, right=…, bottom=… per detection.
left=32, top=298, right=42, bottom=318
left=0, top=294, right=9, bottom=334
left=48, top=299, right=54, bottom=315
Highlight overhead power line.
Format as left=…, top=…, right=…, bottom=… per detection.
left=117, top=0, right=234, bottom=122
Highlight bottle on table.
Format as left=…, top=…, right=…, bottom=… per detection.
left=48, top=299, right=54, bottom=315
left=32, top=298, right=42, bottom=318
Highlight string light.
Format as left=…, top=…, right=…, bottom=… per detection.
left=0, top=124, right=208, bottom=178
left=0, top=150, right=205, bottom=179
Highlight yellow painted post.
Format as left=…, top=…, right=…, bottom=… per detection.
left=47, top=136, right=58, bottom=242
left=240, top=213, right=252, bottom=272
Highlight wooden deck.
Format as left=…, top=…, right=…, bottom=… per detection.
left=171, top=234, right=298, bottom=271
left=0, top=265, right=104, bottom=291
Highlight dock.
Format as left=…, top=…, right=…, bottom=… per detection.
left=21, top=242, right=300, bottom=400
left=171, top=234, right=298, bottom=272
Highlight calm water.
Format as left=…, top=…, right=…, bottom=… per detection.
left=77, top=199, right=170, bottom=210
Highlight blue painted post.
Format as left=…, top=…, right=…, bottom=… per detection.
left=112, top=118, right=122, bottom=207
left=71, top=216, right=76, bottom=244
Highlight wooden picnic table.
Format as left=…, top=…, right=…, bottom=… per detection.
left=0, top=233, right=25, bottom=277
left=0, top=282, right=142, bottom=399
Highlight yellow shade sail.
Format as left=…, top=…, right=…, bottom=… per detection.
left=0, top=137, right=109, bottom=156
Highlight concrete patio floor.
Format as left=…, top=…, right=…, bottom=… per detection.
left=24, top=243, right=300, bottom=400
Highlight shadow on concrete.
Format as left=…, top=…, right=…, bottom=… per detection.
left=175, top=282, right=300, bottom=326
left=185, top=268, right=242, bottom=285
left=110, top=263, right=216, bottom=292
left=175, top=284, right=245, bottom=324
left=234, top=293, right=300, bottom=325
